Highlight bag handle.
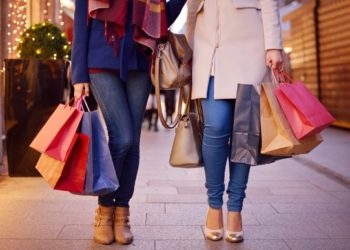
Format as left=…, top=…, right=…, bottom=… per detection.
left=278, top=70, right=293, bottom=83
left=66, top=97, right=83, bottom=109
left=153, top=48, right=185, bottom=129
left=81, top=97, right=91, bottom=112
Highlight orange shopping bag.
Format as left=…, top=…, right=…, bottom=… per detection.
left=35, top=134, right=79, bottom=188
left=30, top=102, right=83, bottom=161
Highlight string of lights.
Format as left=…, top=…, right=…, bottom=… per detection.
left=7, top=0, right=27, bottom=58
left=7, top=0, right=67, bottom=58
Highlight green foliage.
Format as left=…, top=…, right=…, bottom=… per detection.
left=17, top=22, right=70, bottom=60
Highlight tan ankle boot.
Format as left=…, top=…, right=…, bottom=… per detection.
left=114, top=207, right=133, bottom=244
left=93, top=205, right=115, bottom=245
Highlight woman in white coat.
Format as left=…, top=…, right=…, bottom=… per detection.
left=186, top=0, right=283, bottom=243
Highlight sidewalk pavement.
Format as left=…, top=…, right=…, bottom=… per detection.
left=0, top=127, right=349, bottom=250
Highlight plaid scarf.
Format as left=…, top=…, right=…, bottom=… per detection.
left=88, top=0, right=168, bottom=56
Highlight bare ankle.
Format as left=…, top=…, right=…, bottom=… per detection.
left=227, top=211, right=243, bottom=232
left=206, top=207, right=223, bottom=229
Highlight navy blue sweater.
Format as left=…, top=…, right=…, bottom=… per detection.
left=72, top=0, right=186, bottom=84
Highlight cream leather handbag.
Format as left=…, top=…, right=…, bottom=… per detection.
left=169, top=100, right=204, bottom=168
left=151, top=32, right=192, bottom=129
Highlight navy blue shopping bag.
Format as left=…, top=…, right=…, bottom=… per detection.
left=80, top=108, right=119, bottom=196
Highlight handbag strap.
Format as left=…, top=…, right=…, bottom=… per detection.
left=154, top=47, right=186, bottom=129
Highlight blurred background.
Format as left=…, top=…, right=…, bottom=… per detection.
left=0, top=0, right=349, bottom=175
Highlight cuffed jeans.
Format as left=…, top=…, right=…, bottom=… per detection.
left=89, top=71, right=151, bottom=207
left=201, top=77, right=251, bottom=212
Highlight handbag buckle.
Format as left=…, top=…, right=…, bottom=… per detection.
left=157, top=43, right=165, bottom=58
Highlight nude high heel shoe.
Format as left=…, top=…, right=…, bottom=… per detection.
left=225, top=211, right=244, bottom=243
left=204, top=208, right=223, bottom=241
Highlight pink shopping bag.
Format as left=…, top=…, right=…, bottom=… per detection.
left=30, top=101, right=83, bottom=161
left=274, top=71, right=335, bottom=139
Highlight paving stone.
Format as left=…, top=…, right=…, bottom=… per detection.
left=317, top=224, right=350, bottom=238
left=0, top=239, right=92, bottom=250
left=165, top=204, right=277, bottom=215
left=306, top=213, right=350, bottom=227
left=146, top=194, right=207, bottom=203
left=242, top=224, right=327, bottom=240
left=247, top=180, right=316, bottom=188
left=254, top=213, right=316, bottom=226
left=92, top=240, right=155, bottom=250
left=285, top=239, right=350, bottom=250
left=22, top=211, right=93, bottom=225
left=248, top=193, right=340, bottom=204
left=0, top=224, right=63, bottom=239
left=146, top=212, right=259, bottom=226
left=155, top=239, right=289, bottom=250
left=147, top=179, right=205, bottom=187
left=177, top=186, right=206, bottom=194
left=61, top=200, right=96, bottom=212
left=243, top=204, right=278, bottom=214
left=271, top=203, right=350, bottom=214
left=130, top=203, right=165, bottom=214
left=268, top=186, right=326, bottom=195
left=328, top=191, right=350, bottom=202
left=57, top=225, right=93, bottom=239
left=0, top=127, right=349, bottom=249
left=135, top=186, right=178, bottom=195
left=0, top=200, right=66, bottom=212
left=0, top=211, right=29, bottom=225
left=133, top=226, right=203, bottom=240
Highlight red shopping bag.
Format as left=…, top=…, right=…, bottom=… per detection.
left=30, top=102, right=83, bottom=161
left=274, top=71, right=335, bottom=139
left=55, top=133, right=90, bottom=193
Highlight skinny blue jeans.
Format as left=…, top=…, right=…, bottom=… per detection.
left=201, top=77, right=251, bottom=212
left=89, top=71, right=151, bottom=207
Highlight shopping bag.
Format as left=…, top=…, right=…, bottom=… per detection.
left=35, top=134, right=79, bottom=188
left=230, top=84, right=288, bottom=166
left=80, top=110, right=119, bottom=196
left=30, top=102, right=83, bottom=161
left=274, top=71, right=335, bottom=139
left=261, top=81, right=323, bottom=156
left=54, top=133, right=89, bottom=193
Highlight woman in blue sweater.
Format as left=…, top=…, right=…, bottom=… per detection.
left=72, top=0, right=186, bottom=245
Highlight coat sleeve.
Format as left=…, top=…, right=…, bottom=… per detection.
left=166, top=0, right=187, bottom=26
left=260, top=0, right=283, bottom=50
left=71, top=0, right=91, bottom=84
left=186, top=0, right=202, bottom=48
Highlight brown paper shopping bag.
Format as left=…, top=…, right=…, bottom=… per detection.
left=35, top=134, right=79, bottom=188
left=260, top=81, right=322, bottom=156
left=35, top=154, right=66, bottom=188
